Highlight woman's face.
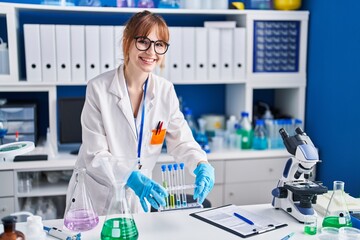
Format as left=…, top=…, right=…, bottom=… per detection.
left=127, top=27, right=165, bottom=74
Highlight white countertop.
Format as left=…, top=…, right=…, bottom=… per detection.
left=0, top=149, right=290, bottom=171
left=1, top=204, right=320, bottom=240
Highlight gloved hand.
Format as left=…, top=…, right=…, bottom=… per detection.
left=127, top=171, right=168, bottom=212
left=193, top=163, right=215, bottom=204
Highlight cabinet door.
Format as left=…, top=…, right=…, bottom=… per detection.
left=0, top=171, right=14, bottom=197
left=206, top=184, right=224, bottom=208
left=225, top=158, right=288, bottom=183
left=224, top=181, right=278, bottom=205
left=0, top=197, right=15, bottom=219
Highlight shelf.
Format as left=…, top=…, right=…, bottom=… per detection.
left=17, top=181, right=68, bottom=197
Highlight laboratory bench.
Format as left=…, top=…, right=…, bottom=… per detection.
left=0, top=149, right=292, bottom=220
left=0, top=203, right=320, bottom=240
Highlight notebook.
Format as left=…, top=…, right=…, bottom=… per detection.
left=190, top=204, right=287, bottom=238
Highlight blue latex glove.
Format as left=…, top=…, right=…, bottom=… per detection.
left=127, top=171, right=168, bottom=212
left=193, top=163, right=215, bottom=204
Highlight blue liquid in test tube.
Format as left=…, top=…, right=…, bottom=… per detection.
left=179, top=163, right=187, bottom=207
left=173, top=164, right=181, bottom=208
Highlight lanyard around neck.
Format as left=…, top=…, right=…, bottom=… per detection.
left=137, top=78, right=148, bottom=169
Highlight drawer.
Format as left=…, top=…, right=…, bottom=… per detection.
left=224, top=181, right=278, bottom=205
left=0, top=106, right=35, bottom=120
left=225, top=158, right=288, bottom=183
left=205, top=184, right=224, bottom=208
left=0, top=197, right=15, bottom=219
left=0, top=171, right=14, bottom=197
left=7, top=121, right=35, bottom=134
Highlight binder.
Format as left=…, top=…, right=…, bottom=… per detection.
left=208, top=27, right=220, bottom=81
left=70, top=25, right=86, bottom=83
left=182, top=27, right=195, bottom=81
left=195, top=27, right=208, bottom=81
left=220, top=28, right=234, bottom=82
left=234, top=28, right=246, bottom=81
left=55, top=25, right=71, bottom=83
left=24, top=24, right=42, bottom=82
left=100, top=26, right=115, bottom=73
left=114, top=25, right=125, bottom=67
left=85, top=25, right=100, bottom=81
left=40, top=24, right=57, bottom=82
left=168, top=27, right=182, bottom=83
left=190, top=204, right=287, bottom=238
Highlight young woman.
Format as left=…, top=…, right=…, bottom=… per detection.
left=66, top=10, right=214, bottom=214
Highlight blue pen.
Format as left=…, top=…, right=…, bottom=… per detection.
left=233, top=212, right=254, bottom=225
left=281, top=232, right=294, bottom=240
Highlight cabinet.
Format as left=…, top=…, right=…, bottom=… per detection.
left=0, top=2, right=309, bottom=153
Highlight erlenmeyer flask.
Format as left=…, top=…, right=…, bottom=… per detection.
left=64, top=168, right=99, bottom=231
left=322, top=181, right=352, bottom=228
left=97, top=157, right=138, bottom=240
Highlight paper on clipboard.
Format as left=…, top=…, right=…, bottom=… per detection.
left=190, top=204, right=287, bottom=238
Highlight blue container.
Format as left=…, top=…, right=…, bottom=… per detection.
left=243, top=0, right=272, bottom=9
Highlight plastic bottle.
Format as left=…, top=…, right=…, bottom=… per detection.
left=226, top=115, right=238, bottom=149
left=26, top=215, right=46, bottom=240
left=158, top=0, right=180, bottom=8
left=322, top=181, right=352, bottom=228
left=183, top=108, right=198, bottom=138
left=237, top=112, right=252, bottom=149
left=0, top=38, right=9, bottom=75
left=196, top=118, right=210, bottom=153
left=0, top=216, right=25, bottom=240
left=252, top=119, right=267, bottom=150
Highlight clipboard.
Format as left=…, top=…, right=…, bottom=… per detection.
left=189, top=204, right=287, bottom=238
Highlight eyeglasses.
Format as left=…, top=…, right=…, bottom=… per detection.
left=134, top=36, right=170, bottom=55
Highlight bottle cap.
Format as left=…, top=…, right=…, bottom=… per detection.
left=161, top=165, right=166, bottom=172
left=241, top=112, right=249, bottom=117
left=1, top=215, right=17, bottom=226
left=173, top=163, right=178, bottom=170
left=179, top=163, right=184, bottom=169
left=167, top=164, right=172, bottom=171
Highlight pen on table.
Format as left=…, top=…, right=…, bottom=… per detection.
left=43, top=226, right=81, bottom=240
left=233, top=212, right=254, bottom=225
left=280, top=232, right=294, bottom=240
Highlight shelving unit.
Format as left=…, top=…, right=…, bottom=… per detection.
left=0, top=2, right=309, bottom=219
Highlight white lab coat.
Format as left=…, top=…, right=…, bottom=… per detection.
left=66, top=65, right=207, bottom=215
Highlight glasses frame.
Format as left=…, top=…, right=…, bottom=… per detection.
left=134, top=36, right=170, bottom=55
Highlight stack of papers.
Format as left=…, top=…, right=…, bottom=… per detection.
left=314, top=191, right=360, bottom=216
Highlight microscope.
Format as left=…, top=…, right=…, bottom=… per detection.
left=271, top=127, right=328, bottom=223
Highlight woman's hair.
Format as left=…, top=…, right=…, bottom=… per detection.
left=122, top=10, right=169, bottom=64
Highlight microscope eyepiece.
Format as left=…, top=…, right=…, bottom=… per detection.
left=295, top=127, right=305, bottom=135
left=279, top=128, right=289, bottom=140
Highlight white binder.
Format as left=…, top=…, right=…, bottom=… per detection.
left=220, top=28, right=234, bottom=82
left=40, top=24, right=57, bottom=82
left=234, top=28, right=246, bottom=81
left=55, top=25, right=71, bottom=83
left=195, top=27, right=208, bottom=81
left=85, top=25, right=100, bottom=81
left=70, top=25, right=86, bottom=83
left=182, top=27, right=195, bottom=81
left=114, top=25, right=124, bottom=67
left=168, top=27, right=182, bottom=83
left=100, top=26, right=115, bottom=74
left=208, top=27, right=220, bottom=81
left=159, top=53, right=170, bottom=80
left=24, top=24, right=42, bottom=82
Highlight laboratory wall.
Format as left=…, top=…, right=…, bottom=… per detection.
left=302, top=0, right=360, bottom=197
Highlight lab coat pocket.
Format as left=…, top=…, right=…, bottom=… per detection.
left=85, top=173, right=111, bottom=216
left=150, top=129, right=166, bottom=145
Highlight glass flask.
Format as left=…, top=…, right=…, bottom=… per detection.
left=64, top=168, right=99, bottom=231
left=99, top=157, right=139, bottom=240
left=322, top=181, right=352, bottom=228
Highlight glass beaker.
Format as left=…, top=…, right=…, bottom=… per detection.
left=64, top=168, right=99, bottom=231
left=97, top=157, right=139, bottom=240
left=322, top=181, right=352, bottom=228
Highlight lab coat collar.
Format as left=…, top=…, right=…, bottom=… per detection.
left=109, top=65, right=155, bottom=139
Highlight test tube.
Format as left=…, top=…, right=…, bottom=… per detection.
left=173, top=164, right=181, bottom=208
left=179, top=163, right=187, bottom=207
left=167, top=164, right=175, bottom=208
left=161, top=165, right=169, bottom=209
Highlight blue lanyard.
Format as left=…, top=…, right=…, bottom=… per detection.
left=137, top=79, right=148, bottom=169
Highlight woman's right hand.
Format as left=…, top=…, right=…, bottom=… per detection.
left=126, top=171, right=168, bottom=212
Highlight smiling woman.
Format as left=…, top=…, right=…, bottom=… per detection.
left=66, top=10, right=215, bottom=216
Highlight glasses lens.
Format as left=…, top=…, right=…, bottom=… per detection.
left=154, top=41, right=168, bottom=54
left=136, top=37, right=151, bottom=51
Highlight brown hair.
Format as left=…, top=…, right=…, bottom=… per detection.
left=122, top=10, right=169, bottom=65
